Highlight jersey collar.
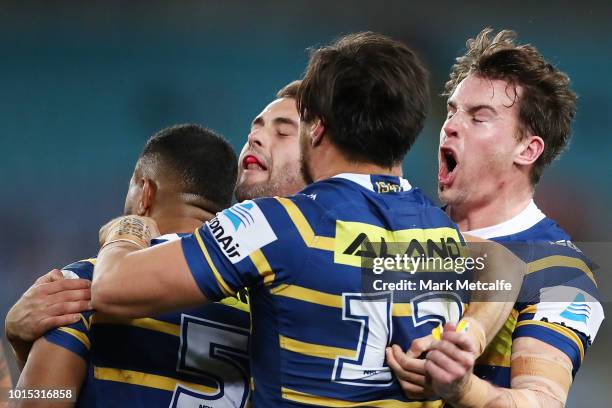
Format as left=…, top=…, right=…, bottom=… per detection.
left=465, top=200, right=546, bottom=239
left=332, top=173, right=412, bottom=193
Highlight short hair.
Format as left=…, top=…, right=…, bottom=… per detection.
left=297, top=31, right=429, bottom=167
left=276, top=80, right=301, bottom=99
left=139, top=124, right=237, bottom=212
left=444, top=28, right=577, bottom=184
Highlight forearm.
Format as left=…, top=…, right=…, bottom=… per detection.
left=4, top=334, right=29, bottom=371
left=449, top=374, right=563, bottom=408
left=92, top=240, right=207, bottom=317
left=462, top=236, right=525, bottom=354
left=10, top=338, right=85, bottom=408
left=91, top=243, right=146, bottom=316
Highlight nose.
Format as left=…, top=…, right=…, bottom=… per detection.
left=442, top=114, right=460, bottom=139
left=247, top=128, right=265, bottom=148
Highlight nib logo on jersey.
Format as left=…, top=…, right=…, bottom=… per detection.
left=207, top=200, right=277, bottom=264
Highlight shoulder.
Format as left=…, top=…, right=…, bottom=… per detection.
left=61, top=258, right=96, bottom=280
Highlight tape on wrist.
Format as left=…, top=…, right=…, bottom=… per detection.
left=431, top=318, right=486, bottom=356
left=455, top=375, right=490, bottom=408
left=101, top=238, right=148, bottom=250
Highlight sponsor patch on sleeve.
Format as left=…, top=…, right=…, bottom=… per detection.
left=533, top=285, right=604, bottom=340
left=206, top=200, right=277, bottom=263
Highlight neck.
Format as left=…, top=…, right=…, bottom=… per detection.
left=152, top=206, right=215, bottom=235
left=447, top=181, right=534, bottom=232
left=311, top=148, right=396, bottom=182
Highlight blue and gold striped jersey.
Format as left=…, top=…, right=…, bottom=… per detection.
left=181, top=173, right=466, bottom=407
left=44, top=234, right=251, bottom=408
left=469, top=202, right=604, bottom=387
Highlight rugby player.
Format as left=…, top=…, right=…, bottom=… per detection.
left=10, top=125, right=248, bottom=407
left=5, top=82, right=305, bottom=407
left=387, top=28, right=604, bottom=408
left=91, top=32, right=524, bottom=407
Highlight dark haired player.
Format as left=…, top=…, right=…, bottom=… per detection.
left=13, top=125, right=250, bottom=407
left=387, top=29, right=604, bottom=408
left=91, top=32, right=523, bottom=407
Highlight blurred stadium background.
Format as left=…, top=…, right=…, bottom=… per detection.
left=0, top=1, right=610, bottom=405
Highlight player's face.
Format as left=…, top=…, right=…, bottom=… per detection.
left=438, top=74, right=525, bottom=207
left=235, top=97, right=305, bottom=201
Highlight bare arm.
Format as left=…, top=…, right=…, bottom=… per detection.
left=460, top=234, right=525, bottom=354
left=387, top=235, right=525, bottom=399
left=425, top=328, right=571, bottom=408
left=92, top=217, right=207, bottom=317
left=0, top=343, right=12, bottom=388
left=9, top=338, right=87, bottom=408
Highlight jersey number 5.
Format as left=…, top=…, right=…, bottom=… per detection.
left=171, top=315, right=250, bottom=408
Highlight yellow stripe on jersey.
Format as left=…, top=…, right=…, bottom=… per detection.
left=78, top=314, right=92, bottom=331
left=281, top=387, right=444, bottom=407
left=250, top=249, right=275, bottom=286
left=515, top=320, right=585, bottom=361
left=280, top=335, right=356, bottom=360
left=334, top=221, right=465, bottom=268
left=477, top=309, right=519, bottom=368
left=194, top=227, right=235, bottom=297
left=219, top=296, right=250, bottom=313
left=519, top=304, right=537, bottom=315
left=93, top=315, right=180, bottom=337
left=58, top=327, right=91, bottom=350
left=527, top=255, right=596, bottom=287
left=271, top=284, right=342, bottom=308
left=94, top=367, right=217, bottom=394
left=271, top=284, right=414, bottom=317
left=392, top=303, right=412, bottom=317
left=275, top=197, right=335, bottom=251
left=78, top=258, right=97, bottom=265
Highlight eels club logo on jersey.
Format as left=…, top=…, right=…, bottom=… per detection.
left=207, top=200, right=277, bottom=263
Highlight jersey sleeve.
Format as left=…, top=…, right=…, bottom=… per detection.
left=43, top=259, right=95, bottom=360
left=181, top=198, right=302, bottom=302
left=513, top=252, right=604, bottom=373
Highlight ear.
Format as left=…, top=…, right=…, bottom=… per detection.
left=137, top=178, right=157, bottom=216
left=310, top=120, right=326, bottom=147
left=514, top=135, right=544, bottom=166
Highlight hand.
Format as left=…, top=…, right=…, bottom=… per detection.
left=386, top=335, right=436, bottom=399
left=5, top=269, right=92, bottom=344
left=424, top=323, right=476, bottom=402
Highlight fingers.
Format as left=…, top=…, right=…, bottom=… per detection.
left=430, top=340, right=474, bottom=374
left=35, top=269, right=64, bottom=285
left=407, top=334, right=434, bottom=358
left=46, top=299, right=92, bottom=317
left=39, top=278, right=92, bottom=295
left=47, top=288, right=91, bottom=304
left=40, top=314, right=82, bottom=332
left=442, top=329, right=476, bottom=355
left=48, top=269, right=66, bottom=282
left=392, top=345, right=427, bottom=376
left=386, top=346, right=431, bottom=399
left=399, top=381, right=429, bottom=398
left=425, top=359, right=454, bottom=385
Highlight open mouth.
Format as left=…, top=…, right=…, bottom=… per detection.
left=438, top=147, right=459, bottom=186
left=243, top=154, right=268, bottom=171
